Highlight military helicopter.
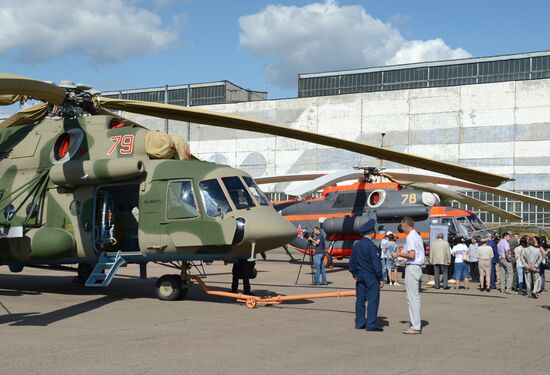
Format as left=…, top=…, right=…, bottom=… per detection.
left=260, top=167, right=550, bottom=266
left=0, top=73, right=513, bottom=300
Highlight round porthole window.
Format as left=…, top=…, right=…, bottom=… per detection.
left=49, top=128, right=84, bottom=165
left=367, top=189, right=386, bottom=208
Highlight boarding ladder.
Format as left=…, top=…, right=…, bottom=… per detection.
left=85, top=251, right=127, bottom=287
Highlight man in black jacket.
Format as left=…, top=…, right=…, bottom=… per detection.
left=231, top=259, right=255, bottom=295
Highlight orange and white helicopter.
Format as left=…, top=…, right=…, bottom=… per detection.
left=259, top=167, right=550, bottom=266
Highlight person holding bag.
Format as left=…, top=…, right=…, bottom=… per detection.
left=451, top=237, right=470, bottom=290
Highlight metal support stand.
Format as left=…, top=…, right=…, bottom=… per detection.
left=295, top=241, right=314, bottom=285
left=139, top=263, right=147, bottom=280
left=248, top=242, right=256, bottom=262
left=283, top=245, right=297, bottom=261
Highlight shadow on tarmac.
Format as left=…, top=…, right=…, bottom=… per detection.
left=399, top=319, right=430, bottom=329
left=1, top=295, right=121, bottom=327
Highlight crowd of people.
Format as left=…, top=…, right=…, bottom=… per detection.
left=429, top=231, right=549, bottom=298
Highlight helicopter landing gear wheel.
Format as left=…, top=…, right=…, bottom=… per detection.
left=156, top=274, right=183, bottom=301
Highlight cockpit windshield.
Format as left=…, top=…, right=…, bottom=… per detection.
left=221, top=176, right=255, bottom=210
left=468, top=215, right=489, bottom=233
left=243, top=176, right=270, bottom=206
left=441, top=218, right=457, bottom=234
left=199, top=179, right=232, bottom=217
left=456, top=216, right=475, bottom=235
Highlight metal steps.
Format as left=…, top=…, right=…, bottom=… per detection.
left=85, top=251, right=127, bottom=287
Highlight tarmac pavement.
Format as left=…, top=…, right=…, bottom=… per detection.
left=1, top=249, right=549, bottom=375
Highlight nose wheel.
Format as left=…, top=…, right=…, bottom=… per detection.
left=155, top=261, right=193, bottom=301
left=156, top=274, right=188, bottom=301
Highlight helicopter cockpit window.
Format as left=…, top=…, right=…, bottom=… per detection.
left=441, top=218, right=457, bottom=234
left=456, top=217, right=474, bottom=236
left=468, top=215, right=487, bottom=231
left=199, top=179, right=232, bottom=217
left=243, top=176, right=270, bottom=206
left=166, top=181, right=199, bottom=220
left=221, top=177, right=255, bottom=210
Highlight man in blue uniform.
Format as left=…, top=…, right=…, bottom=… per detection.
left=349, top=219, right=384, bottom=332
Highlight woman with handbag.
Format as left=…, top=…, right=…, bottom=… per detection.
left=451, top=237, right=471, bottom=290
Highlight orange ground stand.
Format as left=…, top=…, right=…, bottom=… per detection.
left=191, top=275, right=356, bottom=309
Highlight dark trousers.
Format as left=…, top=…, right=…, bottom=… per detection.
left=469, top=261, right=479, bottom=283
left=355, top=272, right=380, bottom=329
left=231, top=274, right=250, bottom=294
left=433, top=265, right=448, bottom=289
left=490, top=262, right=497, bottom=289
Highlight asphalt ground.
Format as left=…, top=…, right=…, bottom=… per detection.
left=1, top=249, right=549, bottom=375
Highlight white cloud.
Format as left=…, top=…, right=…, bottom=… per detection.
left=0, top=0, right=180, bottom=65
left=387, top=38, right=471, bottom=65
left=239, top=0, right=471, bottom=88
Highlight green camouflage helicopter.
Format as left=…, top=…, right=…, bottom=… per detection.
left=0, top=73, right=511, bottom=300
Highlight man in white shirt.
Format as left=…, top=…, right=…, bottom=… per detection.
left=392, top=216, right=424, bottom=334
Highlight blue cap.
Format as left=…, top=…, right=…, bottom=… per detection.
left=358, top=219, right=376, bottom=234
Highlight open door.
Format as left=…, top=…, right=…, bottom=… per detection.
left=93, top=183, right=140, bottom=252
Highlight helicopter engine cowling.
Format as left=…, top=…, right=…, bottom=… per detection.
left=321, top=216, right=373, bottom=235
left=50, top=159, right=145, bottom=187
left=322, top=207, right=429, bottom=235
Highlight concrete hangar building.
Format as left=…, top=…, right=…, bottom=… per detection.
left=105, top=51, right=550, bottom=226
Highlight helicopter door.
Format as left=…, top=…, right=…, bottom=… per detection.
left=158, top=180, right=205, bottom=250
left=93, top=183, right=140, bottom=252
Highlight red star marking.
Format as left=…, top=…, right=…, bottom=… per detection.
left=297, top=225, right=305, bottom=238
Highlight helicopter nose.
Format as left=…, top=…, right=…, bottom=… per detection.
left=238, top=208, right=296, bottom=251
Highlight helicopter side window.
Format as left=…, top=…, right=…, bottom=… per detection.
left=166, top=180, right=199, bottom=220
left=221, top=176, right=255, bottom=210
left=243, top=176, right=270, bottom=206
left=199, top=179, right=232, bottom=217
left=441, top=218, right=457, bottom=234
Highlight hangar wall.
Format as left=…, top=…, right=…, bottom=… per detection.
left=193, top=78, right=550, bottom=190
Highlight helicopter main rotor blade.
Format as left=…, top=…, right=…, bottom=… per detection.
left=283, top=170, right=363, bottom=197
left=0, top=103, right=49, bottom=128
left=398, top=181, right=521, bottom=222
left=383, top=171, right=550, bottom=210
left=97, top=97, right=510, bottom=187
left=254, top=173, right=325, bottom=184
left=0, top=73, right=66, bottom=105
left=0, top=94, right=25, bottom=106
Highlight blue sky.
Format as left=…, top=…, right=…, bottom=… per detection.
left=1, top=0, right=550, bottom=103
